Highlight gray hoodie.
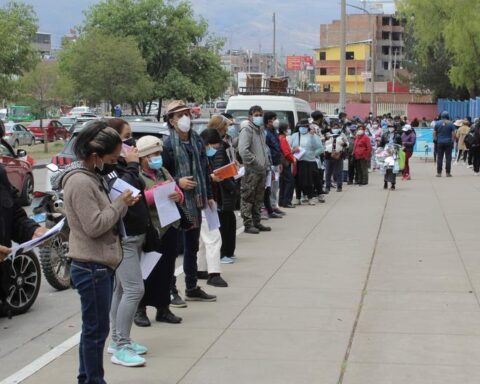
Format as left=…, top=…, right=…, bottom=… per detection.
left=238, top=121, right=270, bottom=173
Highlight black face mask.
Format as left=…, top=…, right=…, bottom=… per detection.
left=95, top=159, right=117, bottom=176
left=123, top=137, right=136, bottom=147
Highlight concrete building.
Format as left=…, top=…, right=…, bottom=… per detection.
left=221, top=50, right=276, bottom=78
left=315, top=42, right=371, bottom=94
left=319, top=13, right=405, bottom=83
left=33, top=32, right=52, bottom=57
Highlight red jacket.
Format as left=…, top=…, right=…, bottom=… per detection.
left=353, top=134, right=372, bottom=160
left=279, top=134, right=295, bottom=163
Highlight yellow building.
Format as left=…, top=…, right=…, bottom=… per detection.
left=315, top=42, right=371, bottom=93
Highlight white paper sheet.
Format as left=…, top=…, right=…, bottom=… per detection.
left=234, top=166, right=245, bottom=180
left=153, top=182, right=181, bottom=227
left=294, top=147, right=306, bottom=160
left=109, top=178, right=140, bottom=200
left=140, top=251, right=162, bottom=279
left=203, top=202, right=220, bottom=231
left=8, top=218, right=66, bottom=260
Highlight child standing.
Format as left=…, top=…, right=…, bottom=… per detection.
left=384, top=147, right=397, bottom=190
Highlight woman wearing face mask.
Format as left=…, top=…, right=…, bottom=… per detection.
left=278, top=122, right=296, bottom=208
left=289, top=120, right=324, bottom=205
left=208, top=116, right=238, bottom=265
left=60, top=121, right=140, bottom=383
left=105, top=118, right=151, bottom=367
left=132, top=135, right=184, bottom=327
left=380, top=124, right=402, bottom=148
left=195, top=128, right=228, bottom=287
left=324, top=124, right=349, bottom=192
left=162, top=100, right=217, bottom=306
left=353, top=125, right=372, bottom=185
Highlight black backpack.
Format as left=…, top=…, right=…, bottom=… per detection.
left=464, top=132, right=475, bottom=149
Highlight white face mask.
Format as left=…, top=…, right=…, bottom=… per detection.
left=273, top=119, right=280, bottom=129
left=177, top=115, right=191, bottom=132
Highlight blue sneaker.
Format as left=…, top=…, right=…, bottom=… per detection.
left=221, top=256, right=235, bottom=264
left=108, top=341, right=147, bottom=355
left=111, top=347, right=146, bottom=367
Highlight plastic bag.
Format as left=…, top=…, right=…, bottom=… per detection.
left=398, top=149, right=406, bottom=171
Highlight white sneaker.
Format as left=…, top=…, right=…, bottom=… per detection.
left=294, top=199, right=302, bottom=205
left=467, top=165, right=473, bottom=169
left=307, top=199, right=316, bottom=206
left=475, top=172, right=480, bottom=176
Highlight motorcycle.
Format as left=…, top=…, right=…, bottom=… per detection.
left=0, top=251, right=42, bottom=317
left=31, top=163, right=71, bottom=291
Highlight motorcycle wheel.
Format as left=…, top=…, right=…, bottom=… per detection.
left=39, top=235, right=71, bottom=291
left=2, top=252, right=41, bottom=316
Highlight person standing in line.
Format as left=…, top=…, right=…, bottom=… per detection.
left=470, top=120, right=480, bottom=175
left=106, top=118, right=150, bottom=367
left=455, top=119, right=470, bottom=164
left=431, top=114, right=441, bottom=162
left=162, top=100, right=217, bottom=306
left=208, top=115, right=238, bottom=264
left=353, top=125, right=372, bottom=186
left=434, top=111, right=456, bottom=177
left=289, top=120, right=324, bottom=204
left=238, top=105, right=271, bottom=234
left=401, top=124, right=416, bottom=180
left=278, top=121, right=296, bottom=208
left=310, top=111, right=327, bottom=203
left=346, top=124, right=357, bottom=185
left=324, top=125, right=349, bottom=192
left=61, top=121, right=140, bottom=382
left=133, top=135, right=184, bottom=327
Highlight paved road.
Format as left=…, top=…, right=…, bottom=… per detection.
left=3, top=159, right=480, bottom=384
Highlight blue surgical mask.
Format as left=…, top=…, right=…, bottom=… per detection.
left=227, top=126, right=237, bottom=137
left=253, top=116, right=264, bottom=126
left=299, top=127, right=308, bottom=135
left=148, top=156, right=163, bottom=170
left=206, top=147, right=217, bottom=157
left=332, top=129, right=341, bottom=135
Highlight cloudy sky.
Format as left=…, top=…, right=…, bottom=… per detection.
left=1, top=0, right=395, bottom=55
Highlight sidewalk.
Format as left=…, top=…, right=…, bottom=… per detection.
left=20, top=159, right=480, bottom=384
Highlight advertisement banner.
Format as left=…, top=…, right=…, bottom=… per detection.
left=412, top=128, right=434, bottom=158
left=286, top=56, right=314, bottom=71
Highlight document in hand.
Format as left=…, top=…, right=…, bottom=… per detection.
left=153, top=182, right=181, bottom=227
left=140, top=251, right=162, bottom=279
left=8, top=218, right=66, bottom=260
left=203, top=202, right=220, bottom=231
left=109, top=178, right=141, bottom=200
left=213, top=162, right=238, bottom=180
left=294, top=147, right=306, bottom=160
left=234, top=166, right=245, bottom=180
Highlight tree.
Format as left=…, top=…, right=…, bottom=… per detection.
left=84, top=0, right=228, bottom=118
left=21, top=61, right=61, bottom=152
left=399, top=0, right=480, bottom=98
left=58, top=31, right=154, bottom=113
left=0, top=1, right=39, bottom=100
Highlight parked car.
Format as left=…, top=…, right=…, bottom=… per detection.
left=189, top=104, right=202, bottom=119
left=122, top=115, right=156, bottom=123
left=4, top=122, right=35, bottom=147
left=67, top=106, right=95, bottom=117
left=51, top=121, right=170, bottom=167
left=27, top=119, right=68, bottom=143
left=191, top=118, right=210, bottom=135
left=212, top=100, right=227, bottom=115
left=0, top=139, right=34, bottom=205
left=59, top=117, right=77, bottom=131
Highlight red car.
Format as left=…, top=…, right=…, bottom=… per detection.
left=28, top=119, right=68, bottom=143
left=0, top=139, right=34, bottom=205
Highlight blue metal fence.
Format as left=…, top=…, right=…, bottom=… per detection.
left=438, top=97, right=480, bottom=119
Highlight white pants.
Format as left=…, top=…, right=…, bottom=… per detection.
left=197, top=213, right=222, bottom=274
left=270, top=165, right=280, bottom=209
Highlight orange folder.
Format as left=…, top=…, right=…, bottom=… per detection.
left=213, top=162, right=238, bottom=180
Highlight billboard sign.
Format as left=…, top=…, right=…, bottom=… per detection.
left=286, top=56, right=314, bottom=71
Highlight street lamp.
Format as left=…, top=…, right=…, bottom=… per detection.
left=346, top=2, right=376, bottom=116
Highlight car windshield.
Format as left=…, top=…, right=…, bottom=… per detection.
left=227, top=110, right=295, bottom=128
left=60, top=118, right=76, bottom=124
left=216, top=102, right=227, bottom=108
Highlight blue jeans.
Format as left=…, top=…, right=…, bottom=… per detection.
left=71, top=261, right=114, bottom=384
left=325, top=158, right=343, bottom=190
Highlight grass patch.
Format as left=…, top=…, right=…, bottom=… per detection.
left=19, top=140, right=66, bottom=161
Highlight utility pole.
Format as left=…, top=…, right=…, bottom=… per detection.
left=273, top=12, right=277, bottom=77
left=339, top=0, right=347, bottom=113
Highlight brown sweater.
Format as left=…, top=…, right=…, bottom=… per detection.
left=62, top=169, right=128, bottom=269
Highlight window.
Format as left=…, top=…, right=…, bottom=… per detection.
left=392, top=32, right=402, bottom=41
left=392, top=61, right=400, bottom=69
left=392, top=18, right=401, bottom=26
left=319, top=51, right=326, bottom=60
left=382, top=46, right=390, bottom=55
left=323, top=84, right=331, bottom=92
left=382, top=17, right=390, bottom=26
left=346, top=51, right=355, bottom=60
left=320, top=68, right=327, bottom=75
left=392, top=47, right=401, bottom=55
left=382, top=31, right=390, bottom=40
left=348, top=67, right=356, bottom=75
left=383, top=61, right=389, bottom=70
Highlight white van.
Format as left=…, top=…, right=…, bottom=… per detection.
left=225, top=95, right=312, bottom=128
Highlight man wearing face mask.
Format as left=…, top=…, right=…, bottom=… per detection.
left=238, top=105, right=271, bottom=234
left=353, top=125, right=372, bottom=185
left=162, top=100, right=216, bottom=305
left=264, top=111, right=285, bottom=218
